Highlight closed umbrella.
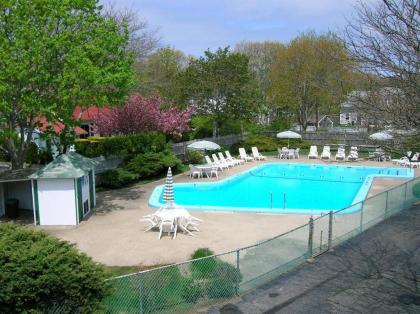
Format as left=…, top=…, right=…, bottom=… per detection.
left=187, top=140, right=221, bottom=151
left=276, top=131, right=302, bottom=148
left=369, top=131, right=393, bottom=141
left=163, top=167, right=174, bottom=205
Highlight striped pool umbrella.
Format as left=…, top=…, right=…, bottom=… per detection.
left=163, top=167, right=174, bottom=204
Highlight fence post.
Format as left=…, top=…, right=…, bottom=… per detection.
left=308, top=216, right=314, bottom=258
left=137, top=272, right=144, bottom=314
left=236, top=250, right=240, bottom=296
left=359, top=201, right=364, bottom=233
left=328, top=211, right=333, bottom=251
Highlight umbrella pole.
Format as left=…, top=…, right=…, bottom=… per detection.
left=288, top=138, right=290, bottom=148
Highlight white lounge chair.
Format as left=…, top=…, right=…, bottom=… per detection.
left=159, top=218, right=177, bottom=240
left=212, top=154, right=231, bottom=169
left=218, top=152, right=236, bottom=167
left=321, top=146, right=331, bottom=160
left=239, top=148, right=254, bottom=162
left=251, top=147, right=266, bottom=160
left=335, top=147, right=346, bottom=161
left=287, top=149, right=295, bottom=159
left=189, top=164, right=202, bottom=178
left=205, top=155, right=225, bottom=171
left=294, top=148, right=300, bottom=159
left=225, top=151, right=244, bottom=165
left=308, top=146, right=318, bottom=159
left=140, top=216, right=159, bottom=232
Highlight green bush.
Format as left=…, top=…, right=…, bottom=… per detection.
left=181, top=278, right=202, bottom=304
left=74, top=132, right=167, bottom=158
left=100, top=168, right=139, bottom=189
left=190, top=248, right=217, bottom=279
left=231, top=135, right=278, bottom=152
left=277, top=139, right=311, bottom=149
left=124, top=151, right=184, bottom=178
left=185, top=150, right=204, bottom=164
left=0, top=223, right=109, bottom=313
left=206, top=277, right=237, bottom=299
left=212, top=261, right=242, bottom=284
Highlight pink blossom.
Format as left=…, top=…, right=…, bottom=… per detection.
left=93, top=95, right=192, bottom=139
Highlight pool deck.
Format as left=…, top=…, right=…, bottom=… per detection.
left=42, top=158, right=419, bottom=266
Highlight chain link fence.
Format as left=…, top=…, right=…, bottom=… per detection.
left=102, top=176, right=420, bottom=313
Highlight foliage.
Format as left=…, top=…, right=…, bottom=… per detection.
left=191, top=248, right=215, bottom=259
left=180, top=278, right=202, bottom=304
left=176, top=47, right=263, bottom=137
left=269, top=32, right=354, bottom=130
left=232, top=135, right=310, bottom=152
left=100, top=168, right=139, bottom=189
left=343, top=0, right=419, bottom=130
left=74, top=132, right=167, bottom=158
left=100, top=150, right=184, bottom=189
left=135, top=47, right=189, bottom=100
left=0, top=0, right=133, bottom=169
left=206, top=277, right=237, bottom=299
left=0, top=223, right=109, bottom=313
left=190, top=248, right=217, bottom=279
left=124, top=151, right=184, bottom=178
left=93, top=95, right=193, bottom=140
left=185, top=150, right=204, bottom=164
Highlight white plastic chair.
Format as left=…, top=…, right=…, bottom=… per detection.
left=159, top=218, right=177, bottom=240
left=239, top=148, right=254, bottom=162
left=189, top=164, right=202, bottom=178
left=321, top=146, right=331, bottom=160
left=335, top=148, right=346, bottom=161
left=212, top=154, right=230, bottom=169
left=218, top=152, right=236, bottom=167
left=225, top=151, right=244, bottom=164
left=308, top=146, right=318, bottom=159
left=251, top=147, right=266, bottom=160
left=205, top=155, right=224, bottom=171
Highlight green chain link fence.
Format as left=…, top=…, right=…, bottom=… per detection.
left=102, top=176, right=420, bottom=313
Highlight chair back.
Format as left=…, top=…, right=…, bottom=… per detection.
left=218, top=152, right=226, bottom=162
left=239, top=148, right=247, bottom=158
left=251, top=146, right=259, bottom=156
left=205, top=155, right=213, bottom=165
left=225, top=151, right=233, bottom=159
left=212, top=154, right=219, bottom=163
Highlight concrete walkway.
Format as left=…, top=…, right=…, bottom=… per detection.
left=206, top=203, right=420, bottom=314
left=42, top=158, right=418, bottom=266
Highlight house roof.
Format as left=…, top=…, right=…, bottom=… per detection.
left=73, top=106, right=111, bottom=122
left=35, top=117, right=88, bottom=136
left=29, top=152, right=97, bottom=179
left=0, top=166, right=40, bottom=183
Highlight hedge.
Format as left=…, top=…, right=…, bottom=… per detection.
left=231, top=134, right=310, bottom=153
left=0, top=223, right=109, bottom=313
left=74, top=132, right=167, bottom=158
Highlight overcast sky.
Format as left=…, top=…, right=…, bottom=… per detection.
left=100, top=0, right=364, bottom=56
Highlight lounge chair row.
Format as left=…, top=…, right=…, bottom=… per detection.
left=308, top=146, right=359, bottom=161
left=189, top=147, right=267, bottom=179
left=392, top=152, right=419, bottom=168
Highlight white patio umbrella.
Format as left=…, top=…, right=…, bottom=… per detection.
left=369, top=131, right=393, bottom=141
left=187, top=140, right=220, bottom=151
left=276, top=130, right=302, bottom=147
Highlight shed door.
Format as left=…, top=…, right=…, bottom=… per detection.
left=76, top=178, right=83, bottom=223
left=88, top=170, right=95, bottom=209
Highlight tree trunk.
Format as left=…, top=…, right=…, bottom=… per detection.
left=212, top=120, right=218, bottom=139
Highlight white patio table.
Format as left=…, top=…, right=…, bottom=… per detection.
left=152, top=207, right=202, bottom=236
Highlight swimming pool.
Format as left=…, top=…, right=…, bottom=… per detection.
left=149, top=163, right=414, bottom=214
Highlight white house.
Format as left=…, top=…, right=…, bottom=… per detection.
left=0, top=152, right=96, bottom=226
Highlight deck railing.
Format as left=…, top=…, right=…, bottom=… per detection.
left=102, top=176, right=420, bottom=313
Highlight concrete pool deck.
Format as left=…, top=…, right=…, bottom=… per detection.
left=42, top=157, right=419, bottom=266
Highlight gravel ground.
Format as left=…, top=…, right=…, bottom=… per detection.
left=206, top=203, right=420, bottom=314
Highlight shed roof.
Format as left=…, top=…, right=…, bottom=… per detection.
left=29, top=152, right=97, bottom=179
left=0, top=167, right=40, bottom=183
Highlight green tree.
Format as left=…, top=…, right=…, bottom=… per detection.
left=270, top=33, right=354, bottom=131
left=0, top=223, right=109, bottom=313
left=136, top=47, right=188, bottom=101
left=177, top=47, right=262, bottom=137
left=0, top=0, right=133, bottom=169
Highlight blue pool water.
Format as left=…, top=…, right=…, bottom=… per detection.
left=149, top=163, right=414, bottom=214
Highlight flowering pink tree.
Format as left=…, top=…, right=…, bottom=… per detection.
left=93, top=95, right=192, bottom=139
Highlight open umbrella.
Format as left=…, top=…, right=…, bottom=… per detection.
left=276, top=131, right=302, bottom=148
left=369, top=131, right=393, bottom=141
left=187, top=140, right=220, bottom=151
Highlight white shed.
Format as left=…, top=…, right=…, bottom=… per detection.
left=28, top=152, right=97, bottom=226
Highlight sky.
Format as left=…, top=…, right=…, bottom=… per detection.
left=100, top=0, right=361, bottom=56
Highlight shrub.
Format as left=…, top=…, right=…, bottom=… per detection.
left=0, top=223, right=109, bottom=313
left=231, top=135, right=278, bottom=152
left=100, top=168, right=139, bottom=189
left=74, top=132, right=167, bottom=158
left=190, top=248, right=217, bottom=279
left=206, top=277, right=237, bottom=299
left=212, top=261, right=242, bottom=284
left=180, top=278, right=202, bottom=304
left=123, top=151, right=184, bottom=178
left=185, top=150, right=204, bottom=164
